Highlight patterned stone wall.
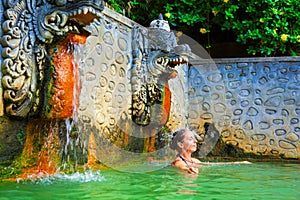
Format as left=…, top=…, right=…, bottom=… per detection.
left=189, top=57, right=300, bottom=159
left=74, top=8, right=189, bottom=165
left=72, top=9, right=136, bottom=166
left=77, top=8, right=133, bottom=133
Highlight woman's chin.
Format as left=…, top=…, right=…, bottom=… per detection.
left=191, top=147, right=197, bottom=152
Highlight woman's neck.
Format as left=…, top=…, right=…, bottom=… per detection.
left=179, top=152, right=192, bottom=161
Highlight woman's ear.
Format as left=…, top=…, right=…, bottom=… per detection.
left=177, top=142, right=184, bottom=149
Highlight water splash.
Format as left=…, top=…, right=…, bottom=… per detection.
left=17, top=170, right=105, bottom=185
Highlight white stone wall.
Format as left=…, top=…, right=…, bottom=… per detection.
left=189, top=57, right=300, bottom=158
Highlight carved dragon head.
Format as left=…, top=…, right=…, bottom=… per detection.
left=1, top=0, right=104, bottom=117
left=32, top=0, right=104, bottom=43
left=131, top=14, right=191, bottom=126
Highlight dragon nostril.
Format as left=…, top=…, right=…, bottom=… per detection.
left=156, top=57, right=163, bottom=64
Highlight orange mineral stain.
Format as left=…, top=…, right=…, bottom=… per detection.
left=86, top=132, right=98, bottom=168
left=161, top=82, right=171, bottom=124
left=48, top=33, right=88, bottom=118
left=15, top=119, right=61, bottom=180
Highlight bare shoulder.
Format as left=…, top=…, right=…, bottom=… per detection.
left=172, top=158, right=187, bottom=169
left=172, top=157, right=182, bottom=166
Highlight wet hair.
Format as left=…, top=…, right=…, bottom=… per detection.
left=170, top=128, right=200, bottom=151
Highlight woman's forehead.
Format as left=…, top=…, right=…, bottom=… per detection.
left=184, top=130, right=195, bottom=137
left=184, top=130, right=200, bottom=141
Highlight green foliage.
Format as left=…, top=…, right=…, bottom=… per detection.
left=106, top=0, right=168, bottom=24
left=221, top=0, right=300, bottom=56
left=107, top=0, right=300, bottom=56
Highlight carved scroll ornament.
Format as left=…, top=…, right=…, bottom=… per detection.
left=1, top=0, right=104, bottom=117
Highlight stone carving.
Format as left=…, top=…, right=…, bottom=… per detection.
left=1, top=0, right=104, bottom=117
left=131, top=14, right=191, bottom=126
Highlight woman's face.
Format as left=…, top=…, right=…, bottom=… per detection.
left=180, top=130, right=198, bottom=153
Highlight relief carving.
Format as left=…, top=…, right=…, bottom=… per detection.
left=1, top=0, right=104, bottom=117
left=131, top=14, right=191, bottom=126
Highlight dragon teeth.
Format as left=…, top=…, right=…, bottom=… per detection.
left=89, top=7, right=95, bottom=13
left=69, top=6, right=101, bottom=18
left=159, top=56, right=189, bottom=67
left=83, top=7, right=89, bottom=14
left=182, top=56, right=189, bottom=63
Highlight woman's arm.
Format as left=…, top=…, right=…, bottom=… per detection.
left=199, top=160, right=252, bottom=165
left=172, top=159, right=199, bottom=174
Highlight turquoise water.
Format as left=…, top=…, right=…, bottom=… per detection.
left=0, top=162, right=299, bottom=200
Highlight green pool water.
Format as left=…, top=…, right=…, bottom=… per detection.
left=0, top=162, right=299, bottom=200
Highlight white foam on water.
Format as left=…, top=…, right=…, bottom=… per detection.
left=18, top=170, right=105, bottom=185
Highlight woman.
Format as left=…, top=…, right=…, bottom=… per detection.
left=170, top=128, right=250, bottom=174
left=170, top=128, right=201, bottom=174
